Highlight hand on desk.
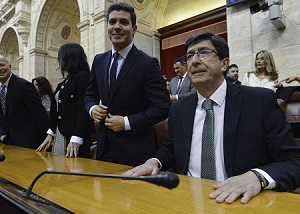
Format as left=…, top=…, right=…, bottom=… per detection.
left=36, top=134, right=53, bottom=152
left=122, top=159, right=160, bottom=176
left=66, top=142, right=80, bottom=158
left=123, top=161, right=262, bottom=204
left=209, top=171, right=261, bottom=204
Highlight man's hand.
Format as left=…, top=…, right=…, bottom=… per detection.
left=36, top=134, right=53, bottom=152
left=122, top=159, right=160, bottom=176
left=92, top=104, right=108, bottom=122
left=170, top=95, right=177, bottom=102
left=105, top=113, right=125, bottom=132
left=66, top=142, right=80, bottom=158
left=209, top=171, right=261, bottom=204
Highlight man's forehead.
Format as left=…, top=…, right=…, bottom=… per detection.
left=187, top=40, right=213, bottom=52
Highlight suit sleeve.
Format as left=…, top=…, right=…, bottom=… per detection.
left=22, top=82, right=49, bottom=137
left=85, top=55, right=100, bottom=115
left=128, top=57, right=170, bottom=133
left=259, top=90, right=300, bottom=191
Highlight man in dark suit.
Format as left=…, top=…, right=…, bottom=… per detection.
left=169, top=56, right=196, bottom=102
left=123, top=32, right=300, bottom=203
left=0, top=55, right=48, bottom=148
left=225, top=64, right=241, bottom=84
left=85, top=2, right=170, bottom=166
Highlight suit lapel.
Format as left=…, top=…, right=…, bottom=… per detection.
left=109, top=45, right=138, bottom=100
left=223, top=83, right=243, bottom=177
left=6, top=74, right=16, bottom=115
left=103, top=52, right=112, bottom=103
left=182, top=93, right=198, bottom=172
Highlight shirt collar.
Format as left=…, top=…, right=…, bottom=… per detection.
left=112, top=43, right=133, bottom=60
left=197, top=79, right=227, bottom=108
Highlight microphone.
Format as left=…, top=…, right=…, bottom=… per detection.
left=0, top=154, right=5, bottom=162
left=19, top=171, right=179, bottom=203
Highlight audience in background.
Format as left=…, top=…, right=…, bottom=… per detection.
left=85, top=2, right=170, bottom=166
left=242, top=50, right=279, bottom=91
left=225, top=64, right=241, bottom=84
left=169, top=56, right=196, bottom=102
left=32, top=76, right=53, bottom=110
left=123, top=32, right=300, bottom=204
left=0, top=55, right=48, bottom=148
left=36, top=43, right=95, bottom=158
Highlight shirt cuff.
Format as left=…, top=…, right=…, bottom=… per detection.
left=70, top=136, right=83, bottom=145
left=151, top=158, right=162, bottom=170
left=176, top=94, right=179, bottom=100
left=47, top=129, right=55, bottom=137
left=253, top=168, right=276, bottom=189
left=124, top=116, right=131, bottom=130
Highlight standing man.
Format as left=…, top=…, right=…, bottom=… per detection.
left=123, top=32, right=300, bottom=203
left=85, top=2, right=170, bottom=166
left=225, top=64, right=241, bottom=84
left=0, top=55, right=48, bottom=148
left=169, top=56, right=196, bottom=101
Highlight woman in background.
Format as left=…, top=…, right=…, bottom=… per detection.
left=36, top=43, right=95, bottom=158
left=32, top=76, right=53, bottom=110
left=242, top=50, right=279, bottom=91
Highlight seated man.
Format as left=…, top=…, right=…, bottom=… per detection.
left=123, top=32, right=300, bottom=204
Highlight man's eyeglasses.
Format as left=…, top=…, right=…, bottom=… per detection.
left=186, top=48, right=218, bottom=63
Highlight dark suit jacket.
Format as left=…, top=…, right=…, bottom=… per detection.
left=169, top=75, right=196, bottom=100
left=85, top=45, right=170, bottom=166
left=155, top=81, right=300, bottom=192
left=2, top=74, right=49, bottom=149
left=50, top=72, right=95, bottom=158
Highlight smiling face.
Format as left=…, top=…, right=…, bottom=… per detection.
left=107, top=10, right=137, bottom=51
left=0, top=56, right=11, bottom=84
left=186, top=40, right=229, bottom=97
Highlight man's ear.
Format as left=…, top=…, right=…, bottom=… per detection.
left=221, top=58, right=229, bottom=73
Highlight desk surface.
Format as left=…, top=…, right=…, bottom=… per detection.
left=0, top=144, right=299, bottom=213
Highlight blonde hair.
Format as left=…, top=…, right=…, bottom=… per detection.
left=255, top=50, right=278, bottom=81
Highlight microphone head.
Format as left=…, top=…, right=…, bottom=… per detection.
left=143, top=172, right=179, bottom=189
left=163, top=172, right=180, bottom=189
left=0, top=154, right=5, bottom=162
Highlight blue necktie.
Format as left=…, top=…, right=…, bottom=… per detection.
left=201, top=99, right=216, bottom=180
left=176, top=77, right=183, bottom=94
left=109, top=52, right=119, bottom=95
left=0, top=85, right=6, bottom=116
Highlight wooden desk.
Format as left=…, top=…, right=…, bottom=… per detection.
left=0, top=144, right=299, bottom=213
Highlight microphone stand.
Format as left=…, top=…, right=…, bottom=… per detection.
left=18, top=170, right=179, bottom=203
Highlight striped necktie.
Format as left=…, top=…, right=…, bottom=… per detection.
left=0, top=85, right=6, bottom=116
left=176, top=77, right=183, bottom=94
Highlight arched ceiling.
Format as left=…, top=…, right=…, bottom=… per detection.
left=159, top=0, right=225, bottom=29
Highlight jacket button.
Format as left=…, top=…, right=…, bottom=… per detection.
left=61, top=85, right=64, bottom=89
left=70, top=95, right=74, bottom=98
left=58, top=116, right=62, bottom=119
left=58, top=100, right=62, bottom=103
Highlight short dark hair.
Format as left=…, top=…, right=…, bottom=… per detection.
left=173, top=56, right=186, bottom=66
left=57, top=43, right=90, bottom=78
left=184, top=32, right=229, bottom=60
left=107, top=2, right=136, bottom=27
left=32, top=76, right=53, bottom=97
left=226, top=64, right=238, bottom=74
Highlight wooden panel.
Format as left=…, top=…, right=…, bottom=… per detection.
left=162, top=20, right=227, bottom=50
